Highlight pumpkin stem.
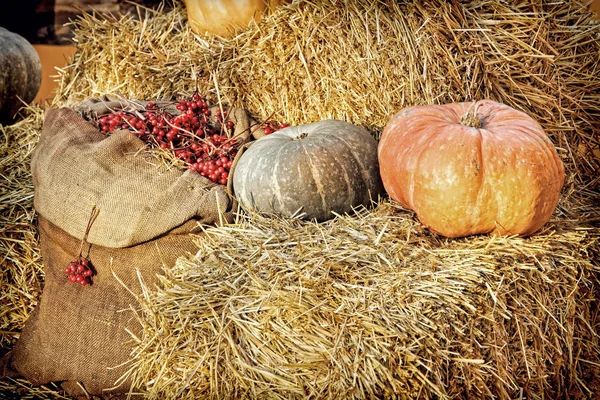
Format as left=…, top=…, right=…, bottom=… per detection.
left=460, top=113, right=481, bottom=128
left=294, top=132, right=309, bottom=140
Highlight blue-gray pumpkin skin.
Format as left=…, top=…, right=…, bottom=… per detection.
left=233, top=120, right=383, bottom=221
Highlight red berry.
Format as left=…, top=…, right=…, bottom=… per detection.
left=88, top=94, right=246, bottom=186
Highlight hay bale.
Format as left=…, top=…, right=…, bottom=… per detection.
left=55, top=0, right=600, bottom=181
left=0, top=109, right=60, bottom=398
left=1, top=0, right=599, bottom=398
left=0, top=109, right=44, bottom=351
left=123, top=203, right=599, bottom=398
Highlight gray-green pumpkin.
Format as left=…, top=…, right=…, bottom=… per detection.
left=0, top=27, right=42, bottom=125
left=232, top=119, right=383, bottom=221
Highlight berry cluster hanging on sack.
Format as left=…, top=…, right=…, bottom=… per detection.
left=65, top=206, right=99, bottom=286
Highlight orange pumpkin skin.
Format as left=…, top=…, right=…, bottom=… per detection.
left=183, top=0, right=285, bottom=37
left=378, top=100, right=565, bottom=238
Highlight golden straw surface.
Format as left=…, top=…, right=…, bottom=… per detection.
left=122, top=201, right=599, bottom=399
left=55, top=0, right=600, bottom=181
left=1, top=0, right=599, bottom=398
left=0, top=108, right=44, bottom=350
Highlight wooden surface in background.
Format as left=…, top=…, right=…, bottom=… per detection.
left=33, top=44, right=76, bottom=104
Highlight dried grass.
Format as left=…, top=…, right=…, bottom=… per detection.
left=124, top=197, right=599, bottom=399
left=0, top=109, right=57, bottom=398
left=55, top=0, right=600, bottom=182
left=0, top=108, right=44, bottom=350
left=0, top=377, right=69, bottom=399
left=1, top=0, right=599, bottom=398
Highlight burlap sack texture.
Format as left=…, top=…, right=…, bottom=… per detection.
left=1, top=96, right=260, bottom=396
left=33, top=95, right=254, bottom=248
left=8, top=217, right=199, bottom=397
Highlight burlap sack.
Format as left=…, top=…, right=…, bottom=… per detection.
left=6, top=217, right=199, bottom=396
left=31, top=97, right=244, bottom=248
left=0, top=97, right=255, bottom=396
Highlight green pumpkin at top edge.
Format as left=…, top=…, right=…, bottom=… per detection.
left=0, top=27, right=42, bottom=125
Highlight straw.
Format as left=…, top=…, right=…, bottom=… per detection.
left=0, top=106, right=44, bottom=351
left=1, top=0, right=599, bottom=398
left=124, top=200, right=599, bottom=399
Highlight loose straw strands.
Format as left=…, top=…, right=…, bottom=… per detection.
left=1, top=0, right=599, bottom=398
left=53, top=3, right=231, bottom=108
left=124, top=203, right=599, bottom=399
left=0, top=107, right=44, bottom=350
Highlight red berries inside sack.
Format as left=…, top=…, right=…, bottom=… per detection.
left=92, top=93, right=288, bottom=185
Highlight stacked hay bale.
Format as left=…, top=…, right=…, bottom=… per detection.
left=1, top=0, right=599, bottom=398
left=0, top=109, right=44, bottom=350
left=55, top=0, right=600, bottom=181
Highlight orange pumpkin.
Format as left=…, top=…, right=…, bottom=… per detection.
left=183, top=0, right=285, bottom=37
left=378, top=100, right=565, bottom=238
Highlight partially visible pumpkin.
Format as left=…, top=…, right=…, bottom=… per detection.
left=183, top=0, right=285, bottom=37
left=232, top=120, right=384, bottom=221
left=378, top=100, right=565, bottom=238
left=0, top=27, right=42, bottom=125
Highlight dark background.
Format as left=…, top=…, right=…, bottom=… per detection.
left=0, top=0, right=166, bottom=44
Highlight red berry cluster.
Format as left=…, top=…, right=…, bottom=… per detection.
left=263, top=120, right=289, bottom=135
left=66, top=206, right=99, bottom=287
left=65, top=257, right=94, bottom=286
left=94, top=93, right=288, bottom=185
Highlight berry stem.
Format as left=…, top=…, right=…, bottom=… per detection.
left=78, top=205, right=100, bottom=258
